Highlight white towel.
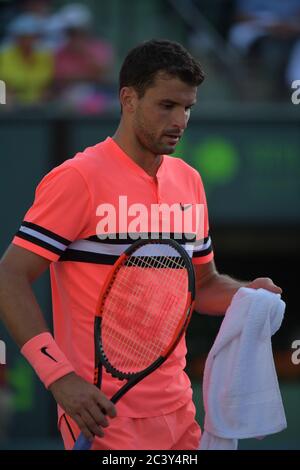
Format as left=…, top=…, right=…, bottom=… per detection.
left=199, top=287, right=287, bottom=450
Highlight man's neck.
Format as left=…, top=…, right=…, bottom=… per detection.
left=113, top=126, right=162, bottom=177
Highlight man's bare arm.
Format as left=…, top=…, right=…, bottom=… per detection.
left=0, top=245, right=50, bottom=346
left=0, top=245, right=116, bottom=439
left=194, top=260, right=282, bottom=315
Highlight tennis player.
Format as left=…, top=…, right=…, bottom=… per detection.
left=0, top=40, right=282, bottom=450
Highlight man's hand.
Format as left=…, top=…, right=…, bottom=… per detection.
left=246, top=277, right=282, bottom=294
left=49, top=372, right=116, bottom=440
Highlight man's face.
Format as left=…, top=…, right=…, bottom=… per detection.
left=130, top=73, right=197, bottom=155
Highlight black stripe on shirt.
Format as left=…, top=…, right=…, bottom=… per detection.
left=22, top=221, right=71, bottom=246
left=60, top=250, right=187, bottom=267
left=192, top=245, right=213, bottom=258
left=86, top=232, right=197, bottom=244
left=59, top=249, right=118, bottom=265
left=16, top=231, right=63, bottom=256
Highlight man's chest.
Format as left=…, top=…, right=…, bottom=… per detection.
left=88, top=172, right=203, bottom=241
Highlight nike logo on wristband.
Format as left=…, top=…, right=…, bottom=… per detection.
left=41, top=347, right=58, bottom=363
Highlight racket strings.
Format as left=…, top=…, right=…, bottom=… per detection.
left=103, top=277, right=186, bottom=372
left=101, top=245, right=189, bottom=374
left=126, top=255, right=185, bottom=270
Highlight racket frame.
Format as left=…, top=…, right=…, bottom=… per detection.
left=95, top=238, right=195, bottom=400
left=73, top=238, right=195, bottom=450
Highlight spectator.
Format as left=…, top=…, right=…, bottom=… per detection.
left=228, top=0, right=300, bottom=96
left=0, top=14, right=53, bottom=106
left=18, top=0, right=65, bottom=50
left=2, top=0, right=65, bottom=50
left=54, top=3, right=115, bottom=114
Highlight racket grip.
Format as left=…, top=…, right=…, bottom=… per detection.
left=73, top=432, right=93, bottom=450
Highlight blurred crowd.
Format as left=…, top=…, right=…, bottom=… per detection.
left=228, top=0, right=300, bottom=99
left=0, top=0, right=116, bottom=113
left=1, top=0, right=300, bottom=112
left=189, top=0, right=300, bottom=101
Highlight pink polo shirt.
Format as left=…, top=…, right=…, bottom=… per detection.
left=13, top=137, right=213, bottom=419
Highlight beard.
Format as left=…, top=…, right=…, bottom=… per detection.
left=133, top=112, right=176, bottom=156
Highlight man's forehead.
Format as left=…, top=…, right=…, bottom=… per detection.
left=147, top=73, right=197, bottom=101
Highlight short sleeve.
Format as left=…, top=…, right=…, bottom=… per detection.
left=192, top=172, right=214, bottom=265
left=12, top=165, right=91, bottom=262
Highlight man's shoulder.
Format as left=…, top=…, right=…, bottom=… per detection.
left=61, top=139, right=109, bottom=174
left=39, top=140, right=108, bottom=190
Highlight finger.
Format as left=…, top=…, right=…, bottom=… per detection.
left=73, top=414, right=94, bottom=441
left=80, top=409, right=105, bottom=438
left=88, top=402, right=109, bottom=428
left=263, top=278, right=283, bottom=294
left=94, top=390, right=117, bottom=418
left=249, top=278, right=282, bottom=294
left=270, top=285, right=282, bottom=294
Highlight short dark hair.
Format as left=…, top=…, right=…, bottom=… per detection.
left=119, top=39, right=205, bottom=97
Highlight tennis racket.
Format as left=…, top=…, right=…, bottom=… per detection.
left=73, top=238, right=195, bottom=450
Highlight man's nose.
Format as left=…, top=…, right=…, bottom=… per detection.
left=172, top=109, right=189, bottom=130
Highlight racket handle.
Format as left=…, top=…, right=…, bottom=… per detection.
left=73, top=432, right=93, bottom=450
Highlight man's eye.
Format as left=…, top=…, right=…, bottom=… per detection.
left=161, top=104, right=173, bottom=109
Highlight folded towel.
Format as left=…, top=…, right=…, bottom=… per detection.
left=199, top=287, right=287, bottom=450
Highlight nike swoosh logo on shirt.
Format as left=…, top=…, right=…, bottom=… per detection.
left=41, top=347, right=58, bottom=363
left=179, top=203, right=193, bottom=211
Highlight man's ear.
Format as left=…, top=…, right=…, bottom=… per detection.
left=119, top=87, right=138, bottom=113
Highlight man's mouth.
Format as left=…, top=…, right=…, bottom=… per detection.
left=164, top=134, right=181, bottom=144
